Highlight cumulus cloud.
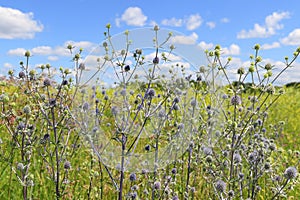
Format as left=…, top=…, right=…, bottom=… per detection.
left=261, top=42, right=281, bottom=50
left=4, top=62, right=14, bottom=69
left=161, top=17, right=183, bottom=27
left=222, top=44, right=240, bottom=55
left=280, top=29, right=300, bottom=45
left=206, top=22, right=216, bottom=29
left=116, top=7, right=147, bottom=27
left=186, top=14, right=203, bottom=30
left=221, top=18, right=229, bottom=23
left=32, top=46, right=52, bottom=55
left=7, top=48, right=27, bottom=56
left=198, top=41, right=214, bottom=50
left=7, top=41, right=97, bottom=58
left=170, top=32, right=198, bottom=45
left=237, top=11, right=290, bottom=39
left=161, top=14, right=203, bottom=30
left=0, top=6, right=43, bottom=39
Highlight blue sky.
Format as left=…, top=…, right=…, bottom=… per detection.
left=1, top=0, right=300, bottom=84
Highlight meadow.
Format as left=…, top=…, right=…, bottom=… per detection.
left=0, top=25, right=299, bottom=200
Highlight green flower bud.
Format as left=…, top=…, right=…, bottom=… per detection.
left=153, top=25, right=159, bottom=31
left=25, top=50, right=31, bottom=57
left=106, top=23, right=111, bottom=29
left=254, top=44, right=260, bottom=50
left=255, top=56, right=262, bottom=63
left=74, top=53, right=80, bottom=60
left=267, top=70, right=272, bottom=77
left=264, top=63, right=272, bottom=70
left=249, top=65, right=255, bottom=73
left=8, top=70, right=14, bottom=76
left=67, top=44, right=73, bottom=50
left=215, top=45, right=221, bottom=50
left=237, top=67, right=245, bottom=75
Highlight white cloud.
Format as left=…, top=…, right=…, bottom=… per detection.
left=0, top=6, right=43, bottom=39
left=237, top=11, right=290, bottom=39
left=261, top=42, right=281, bottom=50
left=4, top=62, right=13, bottom=69
left=118, top=7, right=147, bottom=27
left=161, top=17, right=183, bottom=27
left=222, top=44, right=240, bottom=55
left=280, top=29, right=300, bottom=45
left=221, top=18, right=229, bottom=23
left=7, top=41, right=96, bottom=59
left=206, top=21, right=216, bottom=29
left=161, top=14, right=203, bottom=30
left=47, top=56, right=59, bottom=61
left=186, top=14, right=202, bottom=30
left=170, top=32, right=198, bottom=45
left=32, top=46, right=52, bottom=55
left=7, top=48, right=27, bottom=56
left=198, top=41, right=214, bottom=50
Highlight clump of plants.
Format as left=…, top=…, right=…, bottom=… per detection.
left=0, top=24, right=299, bottom=200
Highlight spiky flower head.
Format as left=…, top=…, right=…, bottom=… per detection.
left=215, top=180, right=226, bottom=193
left=284, top=166, right=298, bottom=179
left=231, top=95, right=242, bottom=105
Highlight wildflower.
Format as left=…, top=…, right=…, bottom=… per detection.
left=111, top=106, right=118, bottom=115
left=171, top=168, right=177, bottom=175
left=203, top=146, right=213, bottom=156
left=82, top=102, right=89, bottom=111
left=64, top=161, right=71, bottom=170
left=153, top=181, right=161, bottom=190
left=17, top=163, right=24, bottom=171
left=129, top=173, right=137, bottom=182
left=43, top=78, right=51, bottom=87
left=19, top=71, right=25, bottom=78
left=228, top=190, right=235, bottom=197
left=141, top=169, right=148, bottom=175
left=206, top=155, right=213, bottom=163
left=23, top=105, right=31, bottom=114
left=153, top=57, right=159, bottom=64
left=62, top=80, right=68, bottom=85
left=284, top=166, right=298, bottom=179
left=49, top=98, right=56, bottom=106
left=146, top=88, right=156, bottom=98
left=231, top=95, right=242, bottom=105
left=25, top=50, right=31, bottom=57
left=237, top=67, right=245, bottom=75
left=248, top=151, right=257, bottom=162
left=233, top=153, right=242, bottom=164
left=145, top=144, right=150, bottom=151
left=131, top=192, right=137, bottom=199
left=120, top=89, right=126, bottom=96
left=124, top=65, right=130, bottom=72
left=79, top=63, right=85, bottom=70
left=172, top=196, right=179, bottom=200
left=158, top=109, right=165, bottom=118
left=173, top=96, right=180, bottom=104
left=215, top=180, right=226, bottom=193
left=17, top=122, right=26, bottom=130
left=191, top=98, right=197, bottom=107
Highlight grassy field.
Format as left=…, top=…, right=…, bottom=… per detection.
left=0, top=78, right=299, bottom=200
